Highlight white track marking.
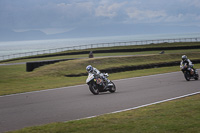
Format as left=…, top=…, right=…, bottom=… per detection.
left=72, top=91, right=200, bottom=122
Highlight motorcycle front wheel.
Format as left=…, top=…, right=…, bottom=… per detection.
left=184, top=71, right=190, bottom=81
left=109, top=81, right=116, bottom=93
left=89, top=83, right=99, bottom=95
left=194, top=74, right=199, bottom=80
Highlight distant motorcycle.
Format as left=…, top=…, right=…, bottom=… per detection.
left=180, top=64, right=199, bottom=81
left=86, top=73, right=116, bottom=95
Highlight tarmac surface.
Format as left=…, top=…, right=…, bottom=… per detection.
left=0, top=71, right=200, bottom=132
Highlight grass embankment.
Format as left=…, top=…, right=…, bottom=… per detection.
left=1, top=52, right=200, bottom=96
left=1, top=42, right=200, bottom=96
left=1, top=42, right=200, bottom=63
left=8, top=94, right=200, bottom=133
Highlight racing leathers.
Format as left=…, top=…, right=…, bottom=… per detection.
left=88, top=67, right=111, bottom=89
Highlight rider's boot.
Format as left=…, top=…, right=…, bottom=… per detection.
left=107, top=79, right=113, bottom=86
left=103, top=78, right=112, bottom=90
left=195, top=69, right=198, bottom=74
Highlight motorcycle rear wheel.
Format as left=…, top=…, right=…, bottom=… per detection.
left=194, top=74, right=199, bottom=80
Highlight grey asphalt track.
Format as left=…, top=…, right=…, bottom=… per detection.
left=0, top=71, right=200, bottom=132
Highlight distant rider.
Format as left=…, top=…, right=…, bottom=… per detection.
left=180, top=55, right=197, bottom=75
left=86, top=65, right=111, bottom=89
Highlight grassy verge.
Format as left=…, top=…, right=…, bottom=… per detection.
left=0, top=64, right=178, bottom=96
left=1, top=42, right=200, bottom=96
left=8, top=93, right=200, bottom=133
left=1, top=42, right=200, bottom=64
left=28, top=52, right=200, bottom=76
left=1, top=52, right=200, bottom=96
left=1, top=48, right=200, bottom=64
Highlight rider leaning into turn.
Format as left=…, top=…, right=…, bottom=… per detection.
left=86, top=65, right=111, bottom=89
left=180, top=55, right=197, bottom=74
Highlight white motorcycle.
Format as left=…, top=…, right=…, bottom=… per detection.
left=86, top=73, right=116, bottom=95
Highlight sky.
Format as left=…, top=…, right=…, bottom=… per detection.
left=0, top=0, right=200, bottom=38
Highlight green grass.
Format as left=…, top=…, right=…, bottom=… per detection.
left=1, top=52, right=200, bottom=96
left=1, top=42, right=200, bottom=64
left=29, top=52, right=200, bottom=76
left=0, top=64, right=176, bottom=96
left=1, top=48, right=200, bottom=64
left=1, top=43, right=200, bottom=96
left=0, top=64, right=85, bottom=95
left=8, top=93, right=200, bottom=133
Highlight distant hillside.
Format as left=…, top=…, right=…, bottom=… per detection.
left=1, top=24, right=200, bottom=41
left=0, top=29, right=48, bottom=41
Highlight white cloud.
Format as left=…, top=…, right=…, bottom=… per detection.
left=163, top=13, right=200, bottom=26
left=180, top=0, right=200, bottom=8
left=55, top=2, right=93, bottom=17
left=1, top=0, right=200, bottom=34
left=95, top=1, right=126, bottom=18
left=192, top=0, right=200, bottom=8
left=125, top=8, right=167, bottom=23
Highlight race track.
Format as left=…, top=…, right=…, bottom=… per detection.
left=0, top=71, right=200, bottom=132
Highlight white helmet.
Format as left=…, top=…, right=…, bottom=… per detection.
left=86, top=65, right=93, bottom=72
left=182, top=55, right=187, bottom=61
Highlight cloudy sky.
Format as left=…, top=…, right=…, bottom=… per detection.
left=0, top=0, right=200, bottom=36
